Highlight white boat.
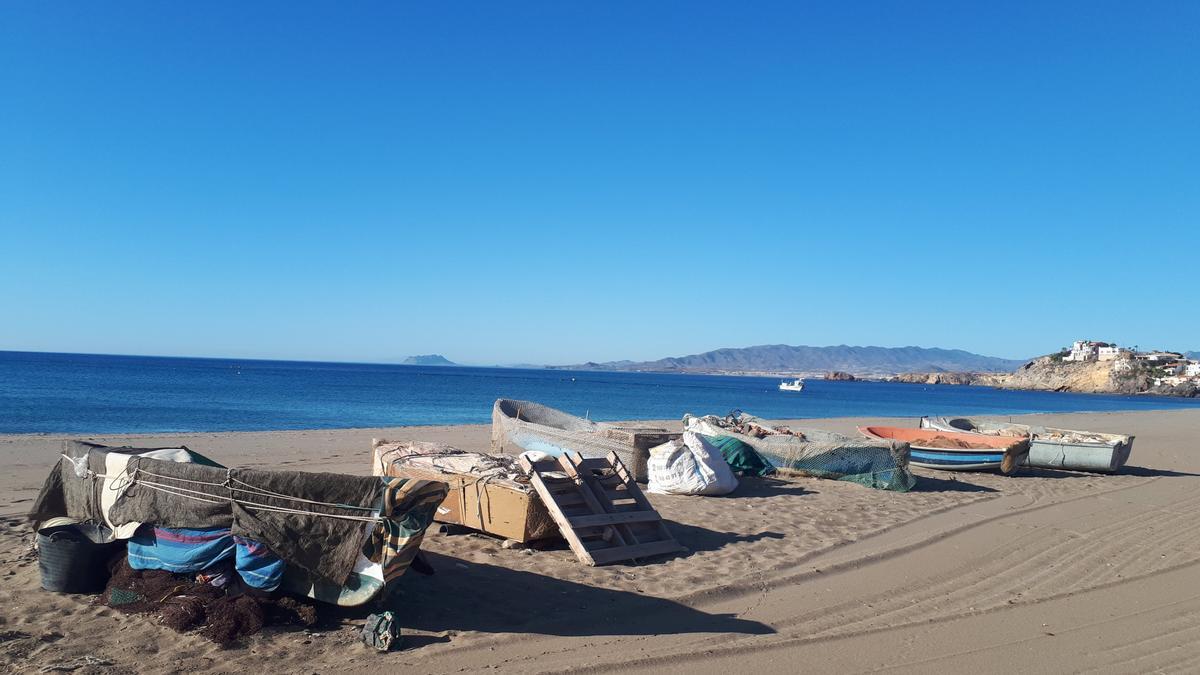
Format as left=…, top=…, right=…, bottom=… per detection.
left=778, top=378, right=805, bottom=392
left=491, top=399, right=676, bottom=482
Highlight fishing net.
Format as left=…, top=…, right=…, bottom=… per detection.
left=492, top=399, right=673, bottom=481
left=704, top=435, right=777, bottom=477
left=684, top=412, right=916, bottom=492
left=101, top=556, right=318, bottom=646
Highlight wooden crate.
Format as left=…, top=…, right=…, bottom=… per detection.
left=383, top=464, right=558, bottom=543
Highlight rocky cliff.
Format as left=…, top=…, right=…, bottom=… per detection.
left=889, top=371, right=981, bottom=386
left=824, top=371, right=857, bottom=381
left=989, top=355, right=1151, bottom=394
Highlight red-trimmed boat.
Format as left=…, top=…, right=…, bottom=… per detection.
left=858, top=426, right=1029, bottom=474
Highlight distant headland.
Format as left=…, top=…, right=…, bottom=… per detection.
left=401, top=354, right=458, bottom=366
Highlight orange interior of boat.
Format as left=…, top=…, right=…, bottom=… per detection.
left=859, top=426, right=1021, bottom=449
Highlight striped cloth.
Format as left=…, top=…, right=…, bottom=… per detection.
left=127, top=526, right=285, bottom=591
left=368, top=477, right=449, bottom=584
left=128, top=526, right=234, bottom=573
left=233, top=535, right=285, bottom=591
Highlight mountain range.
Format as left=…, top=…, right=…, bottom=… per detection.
left=556, top=344, right=1027, bottom=376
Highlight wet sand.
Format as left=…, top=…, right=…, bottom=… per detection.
left=1, top=409, right=1197, bottom=673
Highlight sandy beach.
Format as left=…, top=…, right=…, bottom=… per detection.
left=2, top=409, right=1198, bottom=674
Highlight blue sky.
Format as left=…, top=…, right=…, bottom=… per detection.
left=1, top=2, right=1196, bottom=365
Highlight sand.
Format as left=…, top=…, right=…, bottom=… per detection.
left=1, top=409, right=1198, bottom=673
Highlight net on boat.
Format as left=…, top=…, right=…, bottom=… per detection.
left=492, top=399, right=670, bottom=481
left=684, top=412, right=916, bottom=492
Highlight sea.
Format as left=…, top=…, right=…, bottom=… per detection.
left=2, top=350, right=1198, bottom=435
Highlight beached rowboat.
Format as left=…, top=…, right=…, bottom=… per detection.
left=492, top=399, right=678, bottom=482
left=684, top=412, right=915, bottom=492
left=859, top=426, right=1029, bottom=474
left=919, top=417, right=1134, bottom=473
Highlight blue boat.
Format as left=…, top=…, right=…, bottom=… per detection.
left=859, top=426, right=1029, bottom=474
left=920, top=417, right=1134, bottom=473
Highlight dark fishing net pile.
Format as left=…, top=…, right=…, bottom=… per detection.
left=101, top=557, right=318, bottom=646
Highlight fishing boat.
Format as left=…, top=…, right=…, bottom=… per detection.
left=683, top=412, right=915, bottom=491
left=492, top=399, right=678, bottom=482
left=778, top=378, right=805, bottom=392
left=920, top=417, right=1134, bottom=473
left=859, top=426, right=1029, bottom=474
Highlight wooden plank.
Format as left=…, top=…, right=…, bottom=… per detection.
left=559, top=452, right=631, bottom=550
left=606, top=452, right=656, bottom=511
left=586, top=540, right=685, bottom=565
left=567, top=511, right=664, bottom=528
left=574, top=457, right=614, bottom=472
left=605, top=451, right=679, bottom=548
left=519, top=454, right=597, bottom=565
left=521, top=451, right=683, bottom=566
left=566, top=453, right=644, bottom=551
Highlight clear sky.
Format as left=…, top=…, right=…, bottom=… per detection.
left=1, top=2, right=1196, bottom=365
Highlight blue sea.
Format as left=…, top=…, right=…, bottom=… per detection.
left=2, top=351, right=1198, bottom=435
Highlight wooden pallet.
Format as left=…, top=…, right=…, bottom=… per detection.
left=519, top=451, right=684, bottom=566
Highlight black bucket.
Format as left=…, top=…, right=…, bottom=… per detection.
left=37, top=523, right=122, bottom=593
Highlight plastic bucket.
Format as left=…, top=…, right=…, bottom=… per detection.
left=37, top=523, right=122, bottom=593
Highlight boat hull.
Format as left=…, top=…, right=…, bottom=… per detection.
left=859, top=425, right=1028, bottom=474
left=921, top=417, right=1133, bottom=473
left=684, top=413, right=916, bottom=492
left=908, top=449, right=1006, bottom=472
left=492, top=399, right=675, bottom=482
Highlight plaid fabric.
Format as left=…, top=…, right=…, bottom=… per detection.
left=367, top=477, right=449, bottom=584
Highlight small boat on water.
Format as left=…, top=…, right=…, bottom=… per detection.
left=859, top=426, right=1030, bottom=474
left=920, top=417, right=1134, bottom=473
left=491, top=399, right=678, bottom=482
left=778, top=378, right=805, bottom=392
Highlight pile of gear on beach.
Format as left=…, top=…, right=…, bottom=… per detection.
left=30, top=441, right=447, bottom=648
left=27, top=400, right=1135, bottom=650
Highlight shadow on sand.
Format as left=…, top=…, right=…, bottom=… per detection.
left=665, top=521, right=786, bottom=557
left=910, top=473, right=999, bottom=493
left=729, top=476, right=811, bottom=499
left=371, top=552, right=773, bottom=638
left=1011, top=465, right=1200, bottom=480
left=524, top=519, right=785, bottom=561
left=1116, top=465, right=1200, bottom=478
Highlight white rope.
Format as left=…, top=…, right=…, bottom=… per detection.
left=134, top=468, right=228, bottom=488
left=226, top=476, right=378, bottom=512
left=133, top=482, right=385, bottom=523
left=134, top=482, right=227, bottom=505
left=65, top=454, right=386, bottom=524
left=135, top=468, right=377, bottom=511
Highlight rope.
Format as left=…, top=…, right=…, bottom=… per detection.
left=133, top=482, right=385, bottom=523
left=373, top=445, right=527, bottom=528
left=66, top=454, right=386, bottom=524
left=225, top=476, right=377, bottom=512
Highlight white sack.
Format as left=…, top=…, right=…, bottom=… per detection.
left=647, top=431, right=738, bottom=496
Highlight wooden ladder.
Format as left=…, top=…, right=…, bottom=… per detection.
left=519, top=451, right=684, bottom=566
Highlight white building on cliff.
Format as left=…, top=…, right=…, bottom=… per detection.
left=1065, top=340, right=1107, bottom=362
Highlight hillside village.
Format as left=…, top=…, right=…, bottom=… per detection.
left=890, top=340, right=1199, bottom=397
left=1056, top=340, right=1200, bottom=388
